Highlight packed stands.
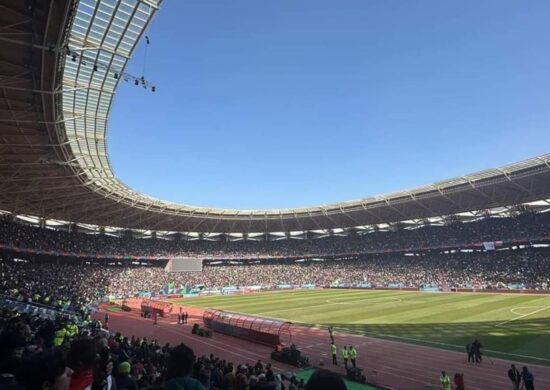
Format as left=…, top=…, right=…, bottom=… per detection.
left=1, top=214, right=549, bottom=390
left=0, top=305, right=296, bottom=390
left=1, top=212, right=550, bottom=260
left=2, top=249, right=549, bottom=301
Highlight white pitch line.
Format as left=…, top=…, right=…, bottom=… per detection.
left=495, top=305, right=550, bottom=327
left=510, top=306, right=548, bottom=316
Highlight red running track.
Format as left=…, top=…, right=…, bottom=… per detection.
left=96, top=304, right=550, bottom=390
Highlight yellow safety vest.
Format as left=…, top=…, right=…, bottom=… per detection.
left=350, top=348, right=357, bottom=359
left=66, top=324, right=78, bottom=337
left=342, top=349, right=349, bottom=358
left=440, top=374, right=451, bottom=390
left=54, top=329, right=66, bottom=346
left=330, top=344, right=337, bottom=355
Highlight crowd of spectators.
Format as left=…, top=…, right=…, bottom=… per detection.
left=1, top=214, right=549, bottom=390
left=1, top=249, right=547, bottom=390
left=1, top=211, right=549, bottom=307
left=104, top=249, right=550, bottom=295
left=1, top=212, right=549, bottom=259
left=0, top=262, right=115, bottom=315
left=0, top=306, right=305, bottom=390
left=2, top=249, right=549, bottom=302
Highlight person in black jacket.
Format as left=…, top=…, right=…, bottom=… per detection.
left=472, top=340, right=483, bottom=363
left=507, top=364, right=521, bottom=390
left=465, top=343, right=474, bottom=363
left=521, top=366, right=535, bottom=390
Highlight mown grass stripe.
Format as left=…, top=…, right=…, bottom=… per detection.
left=175, top=289, right=550, bottom=364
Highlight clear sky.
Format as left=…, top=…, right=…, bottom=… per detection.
left=108, top=0, right=550, bottom=210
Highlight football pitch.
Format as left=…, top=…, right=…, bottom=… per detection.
left=172, top=289, right=550, bottom=365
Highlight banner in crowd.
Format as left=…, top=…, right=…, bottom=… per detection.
left=483, top=241, right=504, bottom=251
left=483, top=242, right=495, bottom=251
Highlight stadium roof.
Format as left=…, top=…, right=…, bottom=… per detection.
left=1, top=0, right=550, bottom=234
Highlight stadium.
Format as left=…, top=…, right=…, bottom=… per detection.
left=0, top=0, right=549, bottom=389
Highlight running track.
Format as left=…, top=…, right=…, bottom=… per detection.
left=96, top=303, right=550, bottom=390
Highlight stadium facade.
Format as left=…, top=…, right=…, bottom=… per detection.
left=1, top=0, right=550, bottom=237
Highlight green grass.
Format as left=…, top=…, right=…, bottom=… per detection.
left=172, top=289, right=550, bottom=365
left=106, top=305, right=124, bottom=312
left=295, top=368, right=382, bottom=390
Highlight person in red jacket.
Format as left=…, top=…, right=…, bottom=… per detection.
left=454, top=373, right=465, bottom=390
left=68, top=339, right=95, bottom=390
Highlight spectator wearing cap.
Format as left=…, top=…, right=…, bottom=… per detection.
left=116, top=362, right=137, bottom=390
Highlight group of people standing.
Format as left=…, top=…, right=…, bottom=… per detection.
left=439, top=371, right=464, bottom=390
left=177, top=308, right=189, bottom=324
left=465, top=340, right=483, bottom=364
left=508, top=364, right=535, bottom=390
left=326, top=327, right=539, bottom=390
left=329, top=343, right=358, bottom=369
left=462, top=340, right=536, bottom=389
left=327, top=326, right=358, bottom=370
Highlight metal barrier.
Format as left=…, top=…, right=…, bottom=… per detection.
left=0, top=295, right=81, bottom=322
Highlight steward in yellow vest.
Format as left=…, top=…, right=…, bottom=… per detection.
left=54, top=327, right=67, bottom=347
left=350, top=346, right=358, bottom=368
left=440, top=371, right=451, bottom=390
left=330, top=343, right=337, bottom=366
left=342, top=346, right=349, bottom=368
left=66, top=322, right=78, bottom=338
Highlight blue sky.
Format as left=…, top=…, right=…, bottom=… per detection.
left=108, top=0, right=550, bottom=209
